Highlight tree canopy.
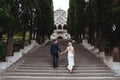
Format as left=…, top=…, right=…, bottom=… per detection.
left=0, top=0, right=54, bottom=57
left=68, top=0, right=120, bottom=52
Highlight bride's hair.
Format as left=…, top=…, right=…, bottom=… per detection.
left=68, top=42, right=72, bottom=46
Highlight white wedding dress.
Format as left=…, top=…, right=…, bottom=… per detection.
left=67, top=46, right=75, bottom=70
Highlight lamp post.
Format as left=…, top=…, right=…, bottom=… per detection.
left=112, top=24, right=117, bottom=43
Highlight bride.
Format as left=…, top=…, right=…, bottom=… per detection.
left=60, top=42, right=75, bottom=74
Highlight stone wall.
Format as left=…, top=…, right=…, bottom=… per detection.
left=82, top=39, right=120, bottom=76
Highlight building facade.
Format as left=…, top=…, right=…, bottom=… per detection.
left=50, top=9, right=71, bottom=40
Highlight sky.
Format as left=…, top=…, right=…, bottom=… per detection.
left=53, top=0, right=69, bottom=12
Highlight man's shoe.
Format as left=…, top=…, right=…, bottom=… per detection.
left=53, top=65, right=56, bottom=68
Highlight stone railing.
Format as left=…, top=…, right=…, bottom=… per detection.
left=0, top=40, right=39, bottom=73
left=82, top=39, right=120, bottom=76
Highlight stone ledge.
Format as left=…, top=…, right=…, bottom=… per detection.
left=0, top=62, right=12, bottom=70
left=0, top=40, right=39, bottom=74
left=82, top=39, right=120, bottom=76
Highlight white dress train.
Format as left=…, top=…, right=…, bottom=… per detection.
left=67, top=47, right=74, bottom=70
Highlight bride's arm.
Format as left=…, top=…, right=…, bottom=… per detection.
left=60, top=47, right=68, bottom=54
left=72, top=47, right=75, bottom=56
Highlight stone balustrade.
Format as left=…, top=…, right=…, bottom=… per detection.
left=0, top=40, right=38, bottom=73
left=82, top=39, right=120, bottom=76
left=82, top=39, right=88, bottom=45
left=112, top=62, right=120, bottom=76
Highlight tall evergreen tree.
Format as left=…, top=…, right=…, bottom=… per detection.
left=0, top=0, right=54, bottom=57
left=35, top=0, right=54, bottom=43
left=68, top=0, right=85, bottom=40
left=112, top=0, right=120, bottom=47
left=68, top=0, right=75, bottom=36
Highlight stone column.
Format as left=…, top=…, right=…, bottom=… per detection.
left=62, top=25, right=63, bottom=30
left=56, top=26, right=58, bottom=30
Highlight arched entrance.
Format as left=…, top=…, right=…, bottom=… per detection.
left=57, top=36, right=63, bottom=39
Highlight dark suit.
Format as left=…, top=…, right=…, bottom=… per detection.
left=50, top=43, right=61, bottom=68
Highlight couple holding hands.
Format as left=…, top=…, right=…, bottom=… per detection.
left=50, top=39, right=75, bottom=74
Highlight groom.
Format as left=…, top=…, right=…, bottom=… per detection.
left=50, top=39, right=61, bottom=68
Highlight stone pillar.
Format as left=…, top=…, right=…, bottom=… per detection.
left=112, top=47, right=120, bottom=62
left=82, top=39, right=88, bottom=45
left=56, top=25, right=58, bottom=30
left=57, top=26, right=58, bottom=30
left=62, top=25, right=63, bottom=30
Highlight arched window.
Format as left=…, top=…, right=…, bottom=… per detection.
left=63, top=25, right=67, bottom=29
left=58, top=25, right=62, bottom=29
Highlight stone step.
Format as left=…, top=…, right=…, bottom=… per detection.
left=4, top=72, right=115, bottom=77
left=19, top=59, right=103, bottom=61
left=17, top=65, right=108, bottom=69
left=20, top=60, right=103, bottom=62
left=2, top=76, right=119, bottom=80
left=19, top=63, right=105, bottom=66
left=10, top=64, right=108, bottom=68
left=19, top=62, right=105, bottom=64
left=16, top=66, right=108, bottom=68
left=18, top=65, right=107, bottom=67
left=21, top=56, right=99, bottom=58
left=20, top=58, right=102, bottom=61
left=19, top=61, right=106, bottom=63
left=15, top=66, right=110, bottom=70
left=20, top=57, right=102, bottom=60
left=6, top=69, right=112, bottom=73
left=23, top=54, right=96, bottom=55
left=2, top=40, right=119, bottom=80
left=6, top=69, right=112, bottom=74
left=15, top=68, right=110, bottom=71
left=21, top=59, right=101, bottom=61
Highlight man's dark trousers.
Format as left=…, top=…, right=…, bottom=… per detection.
left=52, top=53, right=59, bottom=68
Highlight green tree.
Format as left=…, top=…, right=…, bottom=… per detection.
left=112, top=0, right=120, bottom=47
left=68, top=0, right=75, bottom=36
left=0, top=0, right=16, bottom=56
left=35, top=0, right=54, bottom=43
left=0, top=0, right=8, bottom=42
left=68, top=0, right=85, bottom=41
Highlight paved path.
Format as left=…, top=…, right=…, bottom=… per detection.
left=1, top=40, right=120, bottom=80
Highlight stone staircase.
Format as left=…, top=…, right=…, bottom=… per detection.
left=1, top=40, right=120, bottom=80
